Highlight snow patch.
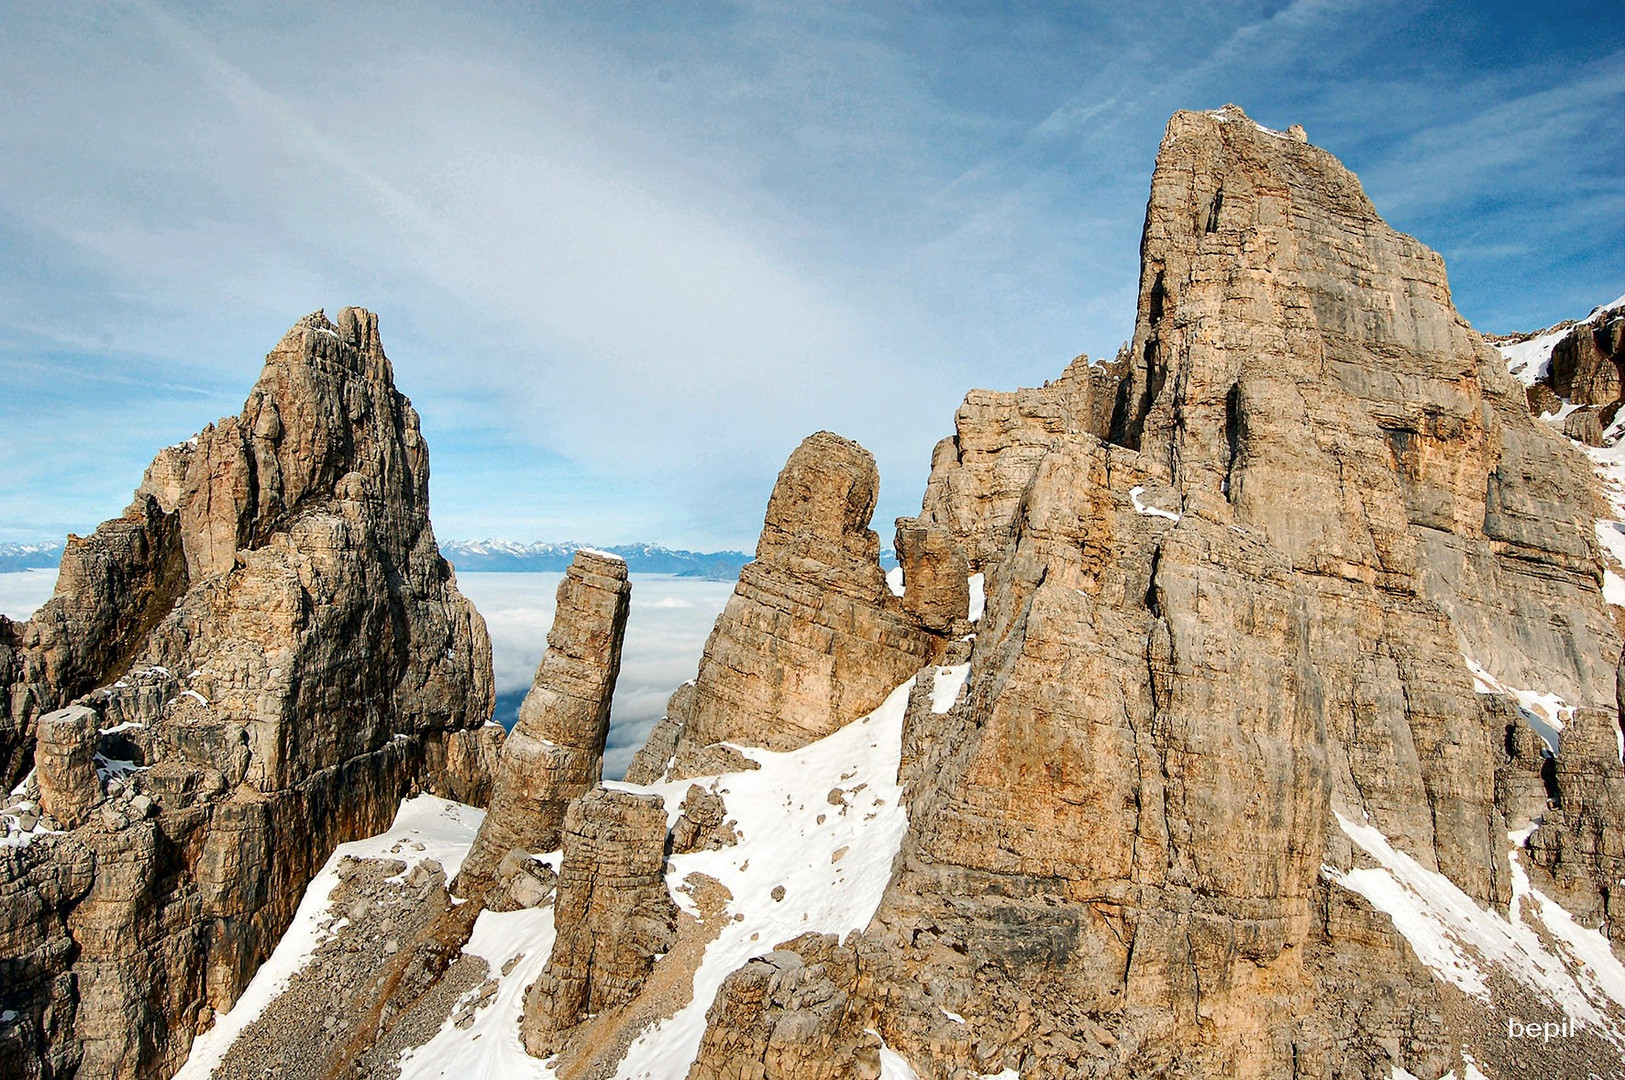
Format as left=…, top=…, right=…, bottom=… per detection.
left=874, top=1034, right=921, bottom=1079
left=930, top=664, right=971, bottom=714
left=1129, top=486, right=1180, bottom=522
left=1495, top=327, right=1569, bottom=388
left=395, top=906, right=556, bottom=1080
left=578, top=547, right=626, bottom=563
left=95, top=753, right=147, bottom=783
left=1326, top=812, right=1624, bottom=1042
left=967, top=573, right=984, bottom=622
left=886, top=565, right=905, bottom=598
left=1461, top=655, right=1570, bottom=754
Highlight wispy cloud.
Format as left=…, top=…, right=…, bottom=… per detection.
left=1, top=2, right=1620, bottom=546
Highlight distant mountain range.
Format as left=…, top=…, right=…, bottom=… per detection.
left=438, top=540, right=752, bottom=579
left=3, top=539, right=897, bottom=579
left=0, top=542, right=63, bottom=573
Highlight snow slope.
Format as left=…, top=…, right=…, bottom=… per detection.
left=603, top=665, right=967, bottom=1077
left=1326, top=813, right=1625, bottom=1044
left=173, top=797, right=486, bottom=1080
left=248, top=665, right=965, bottom=1079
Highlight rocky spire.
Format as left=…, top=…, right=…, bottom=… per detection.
left=627, top=431, right=943, bottom=781
left=518, top=787, right=677, bottom=1057
left=456, top=548, right=630, bottom=905
left=0, top=308, right=496, bottom=1080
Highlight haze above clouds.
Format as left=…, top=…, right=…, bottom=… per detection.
left=2, top=2, right=1620, bottom=547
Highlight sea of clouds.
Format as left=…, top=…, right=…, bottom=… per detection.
left=0, top=568, right=733, bottom=782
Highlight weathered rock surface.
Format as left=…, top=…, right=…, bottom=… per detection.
left=33, top=706, right=104, bottom=831
left=665, top=107, right=1625, bottom=1080
left=520, top=787, right=677, bottom=1057
left=0, top=309, right=494, bottom=1080
left=918, top=353, right=1126, bottom=573
left=456, top=549, right=630, bottom=904
left=633, top=432, right=943, bottom=780
left=669, top=783, right=738, bottom=854
left=891, top=518, right=969, bottom=633
left=688, top=934, right=876, bottom=1080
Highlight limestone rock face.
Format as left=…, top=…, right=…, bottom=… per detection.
left=456, top=549, right=630, bottom=903
left=0, top=309, right=494, bottom=1080
left=647, top=432, right=942, bottom=772
left=688, top=934, right=874, bottom=1080
left=892, top=518, right=969, bottom=633
left=918, top=353, right=1126, bottom=573
left=519, top=787, right=676, bottom=1057
left=704, top=108, right=1625, bottom=1079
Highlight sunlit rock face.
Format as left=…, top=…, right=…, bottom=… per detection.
left=628, top=430, right=945, bottom=784
left=0, top=308, right=494, bottom=1080
left=681, top=108, right=1625, bottom=1079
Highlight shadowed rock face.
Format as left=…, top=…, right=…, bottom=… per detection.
left=456, top=549, right=630, bottom=904
left=0, top=309, right=495, bottom=1080
left=1549, top=306, right=1625, bottom=411
left=626, top=432, right=943, bottom=782
left=683, top=108, right=1625, bottom=1079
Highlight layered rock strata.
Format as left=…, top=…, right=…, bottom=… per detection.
left=627, top=432, right=943, bottom=781
left=0, top=309, right=494, bottom=1080
left=456, top=549, right=630, bottom=905
left=519, top=787, right=677, bottom=1057
left=891, top=518, right=969, bottom=633
left=918, top=353, right=1126, bottom=573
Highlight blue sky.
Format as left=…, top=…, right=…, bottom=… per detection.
left=2, top=1, right=1621, bottom=549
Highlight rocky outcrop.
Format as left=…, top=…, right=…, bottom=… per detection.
left=0, top=309, right=494, bottom=1080
left=1495, top=298, right=1625, bottom=445
left=0, top=496, right=187, bottom=793
left=891, top=518, right=969, bottom=633
left=918, top=353, right=1127, bottom=573
left=456, top=548, right=630, bottom=904
left=669, top=783, right=737, bottom=854
left=32, top=706, right=104, bottom=831
left=519, top=787, right=677, bottom=1057
left=637, top=432, right=943, bottom=778
left=1548, top=304, right=1625, bottom=411
left=843, top=105, right=1625, bottom=1079
left=688, top=934, right=875, bottom=1080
